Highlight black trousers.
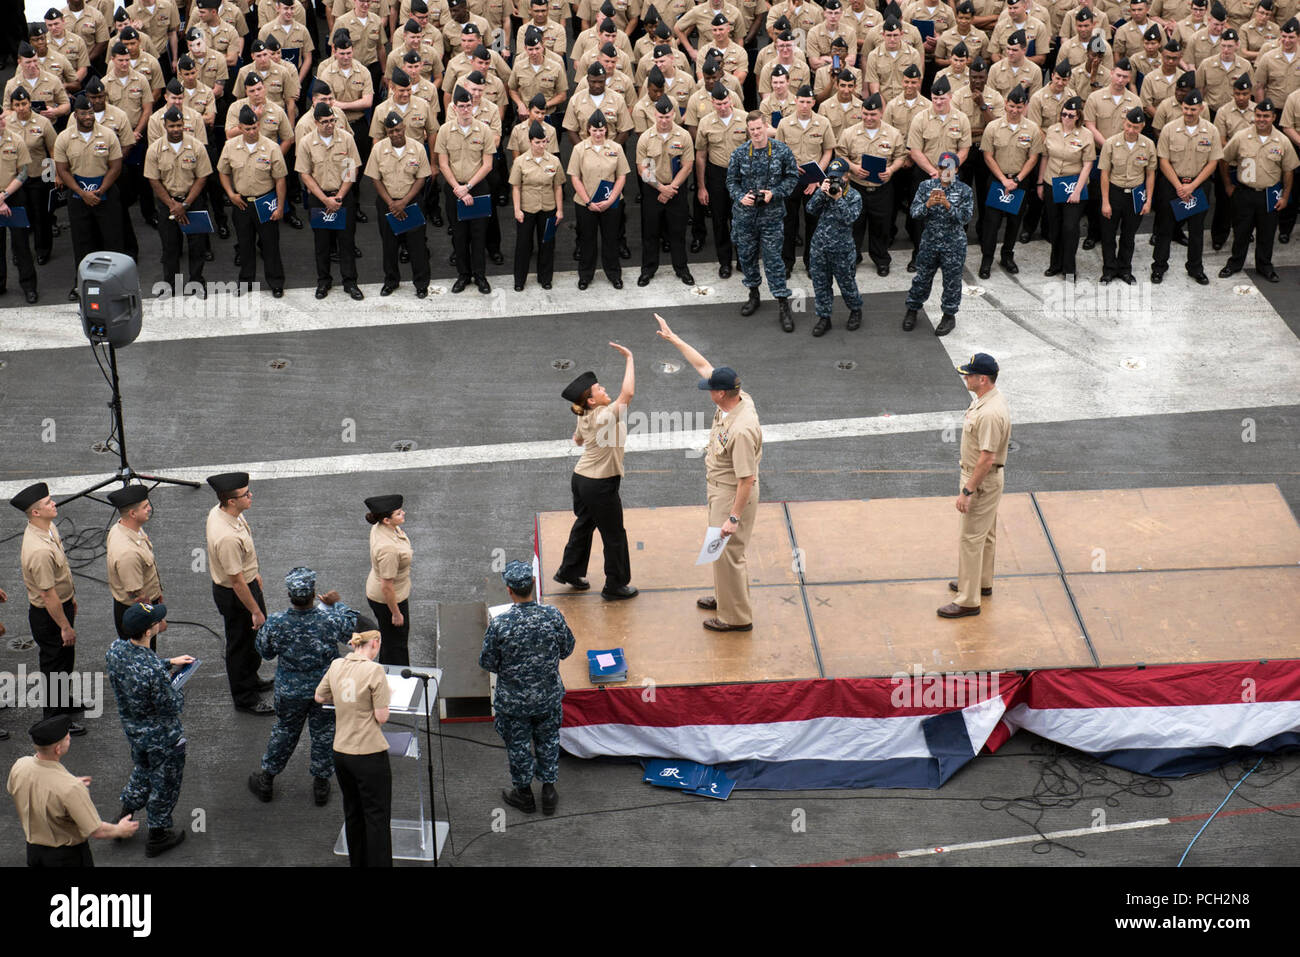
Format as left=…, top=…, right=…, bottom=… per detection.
left=380, top=199, right=430, bottom=288
left=27, top=841, right=93, bottom=867
left=1101, top=183, right=1143, bottom=277
left=155, top=195, right=209, bottom=289
left=67, top=186, right=125, bottom=270
left=367, top=598, right=410, bottom=667
left=308, top=191, right=359, bottom=283
left=639, top=181, right=688, bottom=273
left=204, top=140, right=229, bottom=230
left=21, top=180, right=53, bottom=259
left=979, top=197, right=1025, bottom=263
left=212, top=579, right=266, bottom=709
left=691, top=169, right=707, bottom=243
left=334, top=750, right=392, bottom=867
left=575, top=202, right=622, bottom=282
left=960, top=146, right=990, bottom=236
left=0, top=223, right=36, bottom=293
left=557, top=473, right=631, bottom=592
left=1083, top=175, right=1102, bottom=242
left=1044, top=195, right=1083, bottom=274
left=1020, top=180, right=1045, bottom=237
left=782, top=186, right=819, bottom=268
left=1211, top=171, right=1232, bottom=245
left=447, top=181, right=490, bottom=280
left=28, top=600, right=78, bottom=719
left=852, top=180, right=894, bottom=268
left=1153, top=177, right=1206, bottom=273
left=1225, top=185, right=1278, bottom=272
left=704, top=163, right=733, bottom=267
left=513, top=207, right=557, bottom=285
left=232, top=200, right=284, bottom=287
left=905, top=166, right=927, bottom=252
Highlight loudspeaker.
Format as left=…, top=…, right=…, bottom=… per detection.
left=77, top=252, right=142, bottom=348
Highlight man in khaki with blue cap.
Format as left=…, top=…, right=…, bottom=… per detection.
left=480, top=560, right=575, bottom=815
left=656, top=314, right=762, bottom=632
left=940, top=353, right=1011, bottom=619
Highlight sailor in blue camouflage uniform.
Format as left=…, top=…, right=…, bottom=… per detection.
left=806, top=157, right=864, bottom=337
left=727, top=111, right=801, bottom=331
left=903, top=151, right=974, bottom=338
left=248, top=566, right=358, bottom=807
left=105, top=601, right=194, bottom=858
left=479, top=560, right=575, bottom=816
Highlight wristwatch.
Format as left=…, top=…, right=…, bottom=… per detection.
left=961, top=488, right=973, bottom=497
left=728, top=513, right=741, bottom=524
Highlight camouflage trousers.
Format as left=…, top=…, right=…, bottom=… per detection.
left=809, top=245, right=862, bottom=319
left=120, top=731, right=185, bottom=830
left=494, top=705, right=563, bottom=789
left=905, top=232, right=967, bottom=316
left=732, top=213, right=790, bottom=298
left=262, top=694, right=336, bottom=779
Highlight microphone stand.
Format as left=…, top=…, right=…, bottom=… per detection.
left=401, top=667, right=440, bottom=866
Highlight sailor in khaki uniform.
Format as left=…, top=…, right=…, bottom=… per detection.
left=775, top=84, right=835, bottom=273
left=12, top=483, right=84, bottom=729
left=1219, top=98, right=1297, bottom=281
left=1152, top=86, right=1221, bottom=283
left=204, top=471, right=274, bottom=715
left=364, top=495, right=414, bottom=665
left=217, top=104, right=288, bottom=294
left=635, top=96, right=695, bottom=286
left=695, top=85, right=749, bottom=276
left=367, top=110, right=432, bottom=296
left=1098, top=106, right=1157, bottom=283
left=656, top=316, right=762, bottom=633
left=105, top=485, right=164, bottom=646
left=8, top=716, right=138, bottom=867
left=145, top=106, right=212, bottom=296
left=436, top=86, right=494, bottom=292
left=298, top=101, right=363, bottom=300
left=939, top=353, right=1011, bottom=618
left=0, top=109, right=37, bottom=304
left=977, top=83, right=1042, bottom=277
left=53, top=94, right=124, bottom=302
left=835, top=92, right=909, bottom=272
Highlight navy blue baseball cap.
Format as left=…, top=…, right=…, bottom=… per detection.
left=957, top=353, right=999, bottom=376
left=699, top=367, right=740, bottom=390
left=122, top=601, right=167, bottom=637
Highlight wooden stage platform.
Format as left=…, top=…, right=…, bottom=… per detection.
left=536, top=484, right=1300, bottom=692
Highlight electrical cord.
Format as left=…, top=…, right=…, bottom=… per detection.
left=1177, top=756, right=1265, bottom=867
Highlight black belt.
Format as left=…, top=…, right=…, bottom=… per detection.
left=1236, top=184, right=1262, bottom=192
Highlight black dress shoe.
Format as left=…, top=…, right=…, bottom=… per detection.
left=1099, top=273, right=1113, bottom=284
left=877, top=263, right=889, bottom=276
left=1172, top=231, right=1188, bottom=246
left=475, top=275, right=492, bottom=293
left=1044, top=266, right=1062, bottom=277
left=578, top=278, right=590, bottom=289
left=235, top=701, right=276, bottom=715
left=382, top=281, right=399, bottom=296
left=1212, top=238, right=1225, bottom=251
left=344, top=283, right=364, bottom=300
left=1120, top=272, right=1136, bottom=284
left=541, top=281, right=552, bottom=289
left=1151, top=269, right=1164, bottom=284
left=355, top=208, right=368, bottom=223
left=619, top=242, right=631, bottom=259
left=416, top=287, right=428, bottom=298
left=67, top=287, right=80, bottom=302
left=1259, top=269, right=1280, bottom=282
left=1019, top=229, right=1032, bottom=243
left=1001, top=256, right=1019, bottom=274
left=431, top=211, right=443, bottom=226
left=449, top=252, right=457, bottom=265
left=553, top=572, right=590, bottom=590
left=611, top=277, right=624, bottom=289
left=677, top=269, right=695, bottom=286
left=1189, top=270, right=1209, bottom=285
left=271, top=287, right=284, bottom=298
left=218, top=223, right=230, bottom=239
left=978, top=260, right=992, bottom=279
left=25, top=290, right=38, bottom=303
left=601, top=585, right=638, bottom=600
left=287, top=213, right=304, bottom=229
left=514, top=281, right=525, bottom=291
left=906, top=254, right=917, bottom=272
left=1279, top=231, right=1291, bottom=244
left=637, top=272, right=653, bottom=286
left=204, top=248, right=215, bottom=261
left=690, top=237, right=705, bottom=253
left=1081, top=237, right=1096, bottom=250
left=315, top=281, right=330, bottom=299
left=451, top=277, right=469, bottom=293
left=719, top=262, right=731, bottom=278
left=489, top=250, right=505, bottom=264
left=1219, top=265, right=1238, bottom=279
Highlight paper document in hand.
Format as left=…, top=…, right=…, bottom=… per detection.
left=488, top=603, right=513, bottom=619
left=695, top=526, right=727, bottom=565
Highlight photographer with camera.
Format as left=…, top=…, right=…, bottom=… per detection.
left=806, top=158, right=864, bottom=337
left=727, top=110, right=801, bottom=330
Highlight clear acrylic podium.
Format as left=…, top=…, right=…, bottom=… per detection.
left=331, top=665, right=448, bottom=863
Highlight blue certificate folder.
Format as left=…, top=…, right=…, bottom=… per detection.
left=0, top=206, right=30, bottom=228
left=771, top=109, right=782, bottom=127
left=387, top=203, right=427, bottom=233
left=542, top=213, right=558, bottom=242
left=455, top=193, right=492, bottom=221
left=1132, top=182, right=1148, bottom=215
left=591, top=179, right=621, bottom=209
left=1266, top=182, right=1284, bottom=212
left=911, top=18, right=935, bottom=40
left=862, top=154, right=886, bottom=184
left=74, top=175, right=103, bottom=192
left=799, top=161, right=824, bottom=186
left=253, top=190, right=279, bottom=223
left=985, top=183, right=1024, bottom=214
left=177, top=210, right=214, bottom=234
left=1170, top=186, right=1207, bottom=221
left=1051, top=175, right=1087, bottom=203
left=171, top=659, right=202, bottom=689
left=643, top=760, right=736, bottom=799
left=587, top=647, right=627, bottom=682
left=309, top=206, right=347, bottom=230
